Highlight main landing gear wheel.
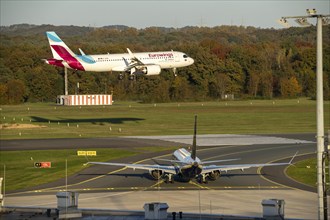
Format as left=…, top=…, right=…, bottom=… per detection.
left=164, top=174, right=174, bottom=184
left=118, top=74, right=124, bottom=80
left=129, top=74, right=135, bottom=80
left=198, top=175, right=208, bottom=184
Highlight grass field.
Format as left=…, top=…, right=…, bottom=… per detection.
left=286, top=158, right=324, bottom=188
left=1, top=99, right=329, bottom=139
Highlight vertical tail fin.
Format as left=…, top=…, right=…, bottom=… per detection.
left=46, top=32, right=76, bottom=60
left=191, top=115, right=197, bottom=160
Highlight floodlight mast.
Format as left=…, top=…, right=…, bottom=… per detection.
left=279, top=9, right=330, bottom=220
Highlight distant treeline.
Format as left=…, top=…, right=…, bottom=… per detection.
left=0, top=24, right=329, bottom=104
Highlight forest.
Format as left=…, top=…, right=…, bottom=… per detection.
left=0, top=24, right=329, bottom=104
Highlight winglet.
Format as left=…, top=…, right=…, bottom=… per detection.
left=127, top=48, right=134, bottom=58
left=79, top=48, right=86, bottom=56
left=126, top=48, right=144, bottom=65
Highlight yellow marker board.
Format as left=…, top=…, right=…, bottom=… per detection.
left=77, top=151, right=86, bottom=156
left=87, top=151, right=97, bottom=156
left=77, top=151, right=97, bottom=156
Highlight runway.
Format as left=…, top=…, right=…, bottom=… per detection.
left=3, top=133, right=318, bottom=219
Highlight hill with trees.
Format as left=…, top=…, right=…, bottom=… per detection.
left=0, top=24, right=329, bottom=104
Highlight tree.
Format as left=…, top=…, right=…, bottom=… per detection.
left=6, top=79, right=26, bottom=104
left=170, top=76, right=191, bottom=101
left=0, top=84, right=8, bottom=104
left=280, top=76, right=302, bottom=98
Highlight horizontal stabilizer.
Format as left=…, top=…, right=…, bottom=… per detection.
left=200, top=158, right=240, bottom=164
left=153, top=158, right=190, bottom=164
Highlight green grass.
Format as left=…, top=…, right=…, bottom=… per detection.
left=1, top=99, right=329, bottom=139
left=0, top=148, right=139, bottom=191
left=286, top=158, right=318, bottom=187
left=0, top=146, right=177, bottom=192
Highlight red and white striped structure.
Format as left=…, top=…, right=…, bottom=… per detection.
left=57, top=95, right=113, bottom=106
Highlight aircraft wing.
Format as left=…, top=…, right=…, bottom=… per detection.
left=87, top=161, right=177, bottom=175
left=123, top=48, right=147, bottom=72
left=201, top=152, right=297, bottom=174
left=154, top=158, right=240, bottom=165
left=201, top=162, right=289, bottom=174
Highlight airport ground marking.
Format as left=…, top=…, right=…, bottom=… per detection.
left=188, top=181, right=211, bottom=190
left=203, top=144, right=302, bottom=162
left=258, top=152, right=315, bottom=192
left=283, top=153, right=316, bottom=189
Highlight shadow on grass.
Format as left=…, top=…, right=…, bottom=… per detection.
left=30, top=116, right=145, bottom=124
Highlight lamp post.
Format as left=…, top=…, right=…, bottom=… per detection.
left=278, top=9, right=329, bottom=220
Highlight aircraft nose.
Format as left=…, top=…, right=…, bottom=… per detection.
left=190, top=58, right=194, bottom=64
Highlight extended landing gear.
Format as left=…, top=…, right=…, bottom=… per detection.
left=172, top=67, right=177, bottom=77
left=118, top=73, right=124, bottom=80
left=129, top=74, right=135, bottom=81
left=117, top=73, right=135, bottom=81
left=198, top=174, right=208, bottom=184
left=164, top=174, right=174, bottom=184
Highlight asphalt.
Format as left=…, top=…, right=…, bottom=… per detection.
left=0, top=137, right=184, bottom=151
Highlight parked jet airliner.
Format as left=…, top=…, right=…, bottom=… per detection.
left=87, top=116, right=297, bottom=183
left=44, top=32, right=194, bottom=79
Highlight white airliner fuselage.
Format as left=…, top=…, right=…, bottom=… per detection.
left=78, top=51, right=192, bottom=72
left=44, top=32, right=194, bottom=79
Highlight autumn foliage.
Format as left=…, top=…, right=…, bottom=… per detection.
left=0, top=24, right=329, bottom=104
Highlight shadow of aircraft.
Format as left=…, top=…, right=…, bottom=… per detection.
left=221, top=173, right=261, bottom=178
left=80, top=172, right=194, bottom=183
left=30, top=116, right=144, bottom=124
left=79, top=172, right=156, bottom=181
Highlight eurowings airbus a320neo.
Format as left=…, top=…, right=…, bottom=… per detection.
left=44, top=32, right=194, bottom=80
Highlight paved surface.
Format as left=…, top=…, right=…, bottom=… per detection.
left=2, top=133, right=321, bottom=219
left=4, top=190, right=317, bottom=219
left=126, top=133, right=314, bottom=146
left=0, top=137, right=182, bottom=151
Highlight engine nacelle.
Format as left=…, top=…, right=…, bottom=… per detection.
left=132, top=65, right=161, bottom=76
left=149, top=170, right=163, bottom=180
left=208, top=170, right=220, bottom=181
left=144, top=65, right=161, bottom=75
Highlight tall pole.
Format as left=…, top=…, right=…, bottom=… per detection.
left=316, top=15, right=325, bottom=220
left=279, top=12, right=329, bottom=219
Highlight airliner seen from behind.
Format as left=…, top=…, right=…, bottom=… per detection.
left=87, top=116, right=296, bottom=183
left=44, top=31, right=194, bottom=79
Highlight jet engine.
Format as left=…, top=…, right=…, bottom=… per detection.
left=131, top=65, right=161, bottom=76
left=208, top=170, right=220, bottom=181
left=149, top=169, right=163, bottom=180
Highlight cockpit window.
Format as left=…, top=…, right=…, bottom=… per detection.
left=183, top=54, right=188, bottom=58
